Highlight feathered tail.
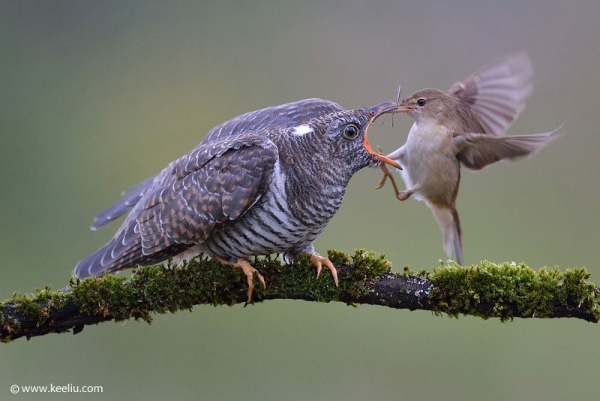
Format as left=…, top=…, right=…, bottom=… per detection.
left=430, top=204, right=463, bottom=265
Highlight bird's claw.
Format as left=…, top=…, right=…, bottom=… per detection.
left=214, top=256, right=266, bottom=303
left=376, top=165, right=394, bottom=189
left=377, top=165, right=406, bottom=202
left=375, top=146, right=404, bottom=195
left=309, top=254, right=339, bottom=287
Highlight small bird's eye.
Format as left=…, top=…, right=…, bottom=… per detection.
left=416, top=98, right=427, bottom=107
left=342, top=124, right=360, bottom=140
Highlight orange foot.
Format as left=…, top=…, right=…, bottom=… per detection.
left=309, top=254, right=339, bottom=287
left=376, top=164, right=417, bottom=202
left=213, top=256, right=266, bottom=303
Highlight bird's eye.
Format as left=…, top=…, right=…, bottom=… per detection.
left=342, top=124, right=360, bottom=140
left=416, top=98, right=427, bottom=107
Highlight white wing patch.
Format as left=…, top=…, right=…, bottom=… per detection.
left=291, top=124, right=313, bottom=136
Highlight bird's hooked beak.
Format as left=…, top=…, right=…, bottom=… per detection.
left=364, top=101, right=403, bottom=169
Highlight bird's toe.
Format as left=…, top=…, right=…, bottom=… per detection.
left=309, top=254, right=339, bottom=287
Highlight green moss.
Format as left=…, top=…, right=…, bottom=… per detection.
left=219, top=249, right=394, bottom=302
left=560, top=268, right=600, bottom=319
left=401, top=265, right=431, bottom=279
left=3, top=287, right=66, bottom=324
left=1, top=286, right=71, bottom=342
left=429, top=260, right=600, bottom=322
left=2, top=252, right=598, bottom=342
left=69, top=257, right=248, bottom=323
left=340, top=249, right=391, bottom=299
left=350, top=249, right=391, bottom=277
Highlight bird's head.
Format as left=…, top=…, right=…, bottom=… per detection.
left=290, top=102, right=401, bottom=175
left=396, top=88, right=456, bottom=125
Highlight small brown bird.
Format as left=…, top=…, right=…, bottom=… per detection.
left=75, top=99, right=400, bottom=302
left=379, top=52, right=559, bottom=265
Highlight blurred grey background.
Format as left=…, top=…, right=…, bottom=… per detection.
left=1, top=1, right=599, bottom=400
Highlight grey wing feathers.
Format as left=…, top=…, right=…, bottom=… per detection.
left=76, top=132, right=279, bottom=278
left=91, top=176, right=156, bottom=230
left=449, top=52, right=533, bottom=136
left=137, top=139, right=278, bottom=255
left=456, top=129, right=560, bottom=171
left=203, top=98, right=343, bottom=142
left=89, top=98, right=340, bottom=232
left=77, top=98, right=334, bottom=278
left=75, top=223, right=188, bottom=277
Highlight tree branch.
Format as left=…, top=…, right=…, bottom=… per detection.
left=2, top=249, right=599, bottom=342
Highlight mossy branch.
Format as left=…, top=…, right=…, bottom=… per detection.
left=2, top=249, right=599, bottom=342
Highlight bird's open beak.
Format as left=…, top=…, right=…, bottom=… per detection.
left=364, top=101, right=403, bottom=169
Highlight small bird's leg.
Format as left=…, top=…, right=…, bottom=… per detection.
left=308, top=254, right=339, bottom=287
left=396, top=183, right=421, bottom=201
left=377, top=165, right=418, bottom=201
left=376, top=164, right=396, bottom=189
left=375, top=146, right=403, bottom=197
left=213, top=256, right=266, bottom=303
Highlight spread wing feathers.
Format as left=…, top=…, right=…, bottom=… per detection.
left=75, top=134, right=279, bottom=278
left=203, top=98, right=343, bottom=142
left=455, top=130, right=559, bottom=171
left=448, top=52, right=533, bottom=136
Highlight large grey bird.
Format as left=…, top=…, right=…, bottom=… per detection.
left=378, top=52, right=559, bottom=265
left=75, top=99, right=400, bottom=301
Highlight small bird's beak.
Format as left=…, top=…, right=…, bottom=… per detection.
left=394, top=101, right=414, bottom=113
left=368, top=101, right=401, bottom=116
left=365, top=101, right=402, bottom=169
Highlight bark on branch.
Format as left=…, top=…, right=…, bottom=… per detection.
left=1, top=249, right=599, bottom=342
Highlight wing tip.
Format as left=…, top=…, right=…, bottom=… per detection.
left=74, top=241, right=118, bottom=279
left=74, top=252, right=101, bottom=279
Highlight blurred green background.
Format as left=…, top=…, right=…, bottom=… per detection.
left=2, top=1, right=599, bottom=400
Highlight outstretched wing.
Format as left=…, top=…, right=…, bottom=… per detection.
left=455, top=130, right=559, bottom=171
left=448, top=52, right=533, bottom=136
left=75, top=133, right=279, bottom=278
left=89, top=98, right=342, bottom=230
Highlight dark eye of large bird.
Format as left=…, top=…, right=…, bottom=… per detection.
left=416, top=98, right=427, bottom=107
left=342, top=123, right=360, bottom=140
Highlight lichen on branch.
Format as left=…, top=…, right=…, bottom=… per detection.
left=1, top=250, right=599, bottom=343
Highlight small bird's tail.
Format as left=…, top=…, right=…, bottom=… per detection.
left=430, top=204, right=463, bottom=265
